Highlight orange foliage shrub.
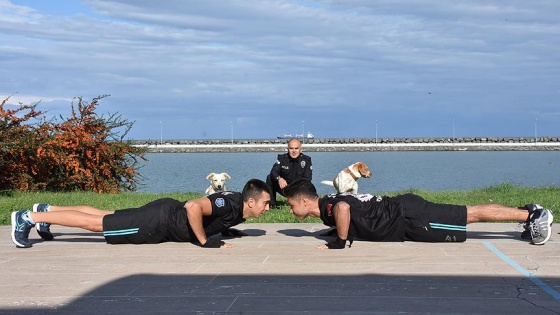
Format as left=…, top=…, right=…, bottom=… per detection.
left=0, top=95, right=145, bottom=193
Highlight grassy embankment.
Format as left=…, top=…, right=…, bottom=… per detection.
left=1, top=183, right=559, bottom=226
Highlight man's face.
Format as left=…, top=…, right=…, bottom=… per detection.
left=287, top=196, right=308, bottom=220
left=288, top=140, right=302, bottom=159
left=248, top=192, right=271, bottom=218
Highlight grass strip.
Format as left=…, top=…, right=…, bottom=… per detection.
left=1, top=183, right=558, bottom=225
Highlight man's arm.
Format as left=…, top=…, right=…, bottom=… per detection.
left=317, top=201, right=351, bottom=249
left=185, top=198, right=231, bottom=248
left=333, top=201, right=351, bottom=239
left=302, top=156, right=313, bottom=181
left=270, top=155, right=283, bottom=180
left=272, top=155, right=289, bottom=188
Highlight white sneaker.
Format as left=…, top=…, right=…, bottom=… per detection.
left=529, top=208, right=553, bottom=245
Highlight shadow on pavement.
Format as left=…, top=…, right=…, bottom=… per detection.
left=2, top=273, right=559, bottom=314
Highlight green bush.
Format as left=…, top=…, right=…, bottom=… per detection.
left=0, top=95, right=146, bottom=193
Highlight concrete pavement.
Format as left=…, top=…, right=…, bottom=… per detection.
left=1, top=223, right=559, bottom=314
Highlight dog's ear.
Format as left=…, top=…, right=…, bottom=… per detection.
left=222, top=173, right=231, bottom=179
left=357, top=162, right=367, bottom=173
left=357, top=162, right=371, bottom=176
left=348, top=162, right=359, bottom=172
left=206, top=173, right=215, bottom=179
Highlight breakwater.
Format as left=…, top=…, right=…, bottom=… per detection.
left=132, top=137, right=560, bottom=153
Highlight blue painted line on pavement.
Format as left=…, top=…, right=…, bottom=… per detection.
left=483, top=241, right=560, bottom=302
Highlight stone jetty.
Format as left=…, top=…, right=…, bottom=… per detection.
left=131, top=137, right=560, bottom=153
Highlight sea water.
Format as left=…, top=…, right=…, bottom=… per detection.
left=137, top=151, right=560, bottom=195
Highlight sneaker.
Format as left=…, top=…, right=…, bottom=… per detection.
left=520, top=229, right=531, bottom=240
left=528, top=208, right=554, bottom=245
left=33, top=203, right=53, bottom=240
left=11, top=210, right=34, bottom=248
left=519, top=204, right=543, bottom=239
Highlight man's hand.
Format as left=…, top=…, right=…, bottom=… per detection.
left=201, top=239, right=234, bottom=248
left=316, top=237, right=350, bottom=249
left=278, top=177, right=288, bottom=189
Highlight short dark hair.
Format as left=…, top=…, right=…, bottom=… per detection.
left=283, top=178, right=318, bottom=199
left=242, top=179, right=271, bottom=202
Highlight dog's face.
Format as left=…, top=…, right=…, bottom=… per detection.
left=206, top=172, right=231, bottom=190
left=353, top=162, right=372, bottom=178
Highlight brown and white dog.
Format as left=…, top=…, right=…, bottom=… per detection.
left=320, top=162, right=372, bottom=194
left=205, top=172, right=231, bottom=195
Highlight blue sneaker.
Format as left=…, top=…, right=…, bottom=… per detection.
left=33, top=203, right=53, bottom=240
left=11, top=210, right=34, bottom=248
left=528, top=207, right=554, bottom=245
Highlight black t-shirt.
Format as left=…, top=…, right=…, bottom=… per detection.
left=200, top=191, right=245, bottom=237
left=270, top=153, right=313, bottom=184
left=318, top=193, right=405, bottom=241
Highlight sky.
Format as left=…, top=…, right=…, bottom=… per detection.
left=1, top=0, right=559, bottom=141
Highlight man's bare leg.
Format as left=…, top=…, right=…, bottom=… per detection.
left=466, top=204, right=527, bottom=224
left=32, top=205, right=115, bottom=240
left=30, top=211, right=108, bottom=232
left=467, top=203, right=554, bottom=245
left=48, top=205, right=115, bottom=216
left=12, top=209, right=110, bottom=248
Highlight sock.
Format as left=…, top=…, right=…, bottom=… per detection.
left=21, top=210, right=35, bottom=225
left=34, top=203, right=51, bottom=212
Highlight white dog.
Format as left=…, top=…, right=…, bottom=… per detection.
left=205, top=172, right=231, bottom=195
left=321, top=162, right=372, bottom=194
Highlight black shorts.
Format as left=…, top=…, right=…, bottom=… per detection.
left=102, top=198, right=190, bottom=244
left=392, top=194, right=467, bottom=242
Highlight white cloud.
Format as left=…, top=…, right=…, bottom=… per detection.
left=1, top=94, right=72, bottom=106
left=1, top=0, right=559, bottom=139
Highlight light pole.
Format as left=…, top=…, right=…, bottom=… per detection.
left=302, top=120, right=305, bottom=144
left=160, top=121, right=163, bottom=145
left=452, top=118, right=455, bottom=142
left=375, top=120, right=378, bottom=145
left=230, top=121, right=234, bottom=146
left=534, top=118, right=538, bottom=143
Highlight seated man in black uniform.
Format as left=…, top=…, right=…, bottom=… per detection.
left=266, top=138, right=312, bottom=208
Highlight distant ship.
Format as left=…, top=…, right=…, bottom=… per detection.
left=277, top=132, right=315, bottom=140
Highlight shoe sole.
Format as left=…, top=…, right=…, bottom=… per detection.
left=10, top=212, right=32, bottom=248
left=532, top=210, right=553, bottom=245
left=33, top=204, right=54, bottom=241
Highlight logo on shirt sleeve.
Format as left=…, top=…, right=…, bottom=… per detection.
left=215, top=198, right=225, bottom=207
